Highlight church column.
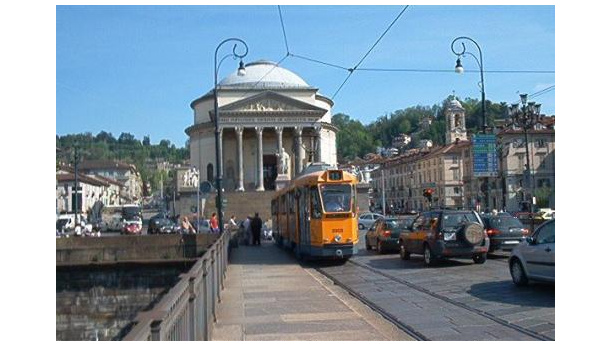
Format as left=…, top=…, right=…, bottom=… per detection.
left=255, top=126, right=265, bottom=191
left=275, top=126, right=283, bottom=172
left=235, top=126, right=244, bottom=192
left=314, top=125, right=322, bottom=163
left=293, top=126, right=303, bottom=176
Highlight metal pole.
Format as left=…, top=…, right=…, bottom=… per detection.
left=73, top=146, right=79, bottom=227
left=451, top=36, right=490, bottom=212
left=381, top=168, right=386, bottom=216
left=214, top=38, right=248, bottom=233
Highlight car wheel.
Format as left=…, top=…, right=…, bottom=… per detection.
left=399, top=243, right=410, bottom=260
left=473, top=253, right=487, bottom=264
left=510, top=259, right=529, bottom=286
left=423, top=244, right=436, bottom=266
left=377, top=240, right=385, bottom=254
left=358, top=223, right=364, bottom=230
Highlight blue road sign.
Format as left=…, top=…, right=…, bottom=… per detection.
left=472, top=134, right=498, bottom=177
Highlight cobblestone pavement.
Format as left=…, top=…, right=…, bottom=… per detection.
left=317, top=230, right=554, bottom=340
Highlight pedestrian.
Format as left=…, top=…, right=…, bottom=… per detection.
left=210, top=212, right=220, bottom=233
left=181, top=216, right=195, bottom=234
left=251, top=212, right=263, bottom=246
left=229, top=214, right=238, bottom=229
left=242, top=216, right=252, bottom=245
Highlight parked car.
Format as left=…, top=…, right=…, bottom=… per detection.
left=358, top=212, right=383, bottom=230
left=482, top=215, right=530, bottom=252
left=365, top=217, right=412, bottom=254
left=121, top=215, right=143, bottom=235
left=148, top=212, right=169, bottom=233
left=149, top=217, right=179, bottom=234
left=194, top=219, right=211, bottom=233
left=509, top=219, right=555, bottom=286
left=398, top=210, right=489, bottom=266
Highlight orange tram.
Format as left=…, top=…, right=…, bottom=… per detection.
left=271, top=168, right=359, bottom=261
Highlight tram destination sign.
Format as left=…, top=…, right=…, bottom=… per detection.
left=472, top=134, right=498, bottom=177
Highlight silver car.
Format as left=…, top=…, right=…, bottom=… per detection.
left=358, top=212, right=383, bottom=230
left=508, top=219, right=555, bottom=286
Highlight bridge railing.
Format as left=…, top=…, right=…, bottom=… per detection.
left=122, top=229, right=231, bottom=341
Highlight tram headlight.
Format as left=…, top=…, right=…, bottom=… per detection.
left=334, top=235, right=342, bottom=242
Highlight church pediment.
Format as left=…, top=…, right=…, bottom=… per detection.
left=217, top=91, right=327, bottom=114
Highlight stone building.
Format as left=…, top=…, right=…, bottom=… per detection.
left=78, top=160, right=143, bottom=203
left=368, top=99, right=555, bottom=214
left=496, top=118, right=555, bottom=211
left=186, top=60, right=338, bottom=192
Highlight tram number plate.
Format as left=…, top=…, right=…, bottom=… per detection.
left=332, top=229, right=343, bottom=233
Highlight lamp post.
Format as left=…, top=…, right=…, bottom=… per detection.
left=507, top=94, right=541, bottom=214
left=451, top=36, right=491, bottom=212
left=214, top=38, right=248, bottom=232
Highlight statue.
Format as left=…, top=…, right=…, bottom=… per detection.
left=277, top=148, right=290, bottom=175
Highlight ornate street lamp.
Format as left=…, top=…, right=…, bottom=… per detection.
left=214, top=38, right=248, bottom=231
left=507, top=94, right=541, bottom=215
left=451, top=36, right=487, bottom=130
left=451, top=36, right=492, bottom=212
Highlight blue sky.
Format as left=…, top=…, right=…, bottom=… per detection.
left=56, top=5, right=555, bottom=148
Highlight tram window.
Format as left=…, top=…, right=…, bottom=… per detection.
left=311, top=186, right=322, bottom=219
left=289, top=191, right=295, bottom=214
left=320, top=184, right=352, bottom=212
left=271, top=200, right=277, bottom=215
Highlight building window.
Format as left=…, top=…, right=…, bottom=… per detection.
left=535, top=139, right=546, bottom=148
left=517, top=154, right=524, bottom=171
left=453, top=169, right=459, bottom=180
left=452, top=155, right=458, bottom=164
left=513, top=138, right=525, bottom=148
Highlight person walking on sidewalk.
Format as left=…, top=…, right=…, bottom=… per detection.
left=251, top=212, right=263, bottom=246
left=210, top=212, right=220, bottom=233
left=242, top=216, right=252, bottom=245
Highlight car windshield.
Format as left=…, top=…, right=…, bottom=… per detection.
left=159, top=218, right=173, bottom=226
left=489, top=217, right=523, bottom=229
left=442, top=213, right=479, bottom=228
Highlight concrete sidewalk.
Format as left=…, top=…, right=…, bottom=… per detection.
left=211, top=241, right=413, bottom=341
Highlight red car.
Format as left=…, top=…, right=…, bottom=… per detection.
left=122, top=220, right=143, bottom=235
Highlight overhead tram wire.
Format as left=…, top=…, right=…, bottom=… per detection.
left=331, top=5, right=409, bottom=100
left=357, top=68, right=555, bottom=74
left=278, top=5, right=290, bottom=56
left=288, top=53, right=350, bottom=71
left=528, top=85, right=555, bottom=99
left=510, top=85, right=555, bottom=105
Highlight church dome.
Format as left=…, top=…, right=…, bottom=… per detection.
left=218, top=60, right=310, bottom=89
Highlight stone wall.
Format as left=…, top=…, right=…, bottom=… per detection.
left=56, top=262, right=193, bottom=341
left=56, top=233, right=218, bottom=264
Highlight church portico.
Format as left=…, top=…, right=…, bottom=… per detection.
left=187, top=60, right=338, bottom=192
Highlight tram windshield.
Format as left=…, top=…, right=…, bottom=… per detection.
left=320, top=184, right=352, bottom=212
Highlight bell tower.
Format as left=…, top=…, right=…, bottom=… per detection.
left=445, top=99, right=467, bottom=144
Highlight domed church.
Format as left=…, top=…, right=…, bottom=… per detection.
left=186, top=60, right=338, bottom=191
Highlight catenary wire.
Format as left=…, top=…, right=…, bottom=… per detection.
left=278, top=5, right=290, bottom=56
left=331, top=5, right=410, bottom=100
